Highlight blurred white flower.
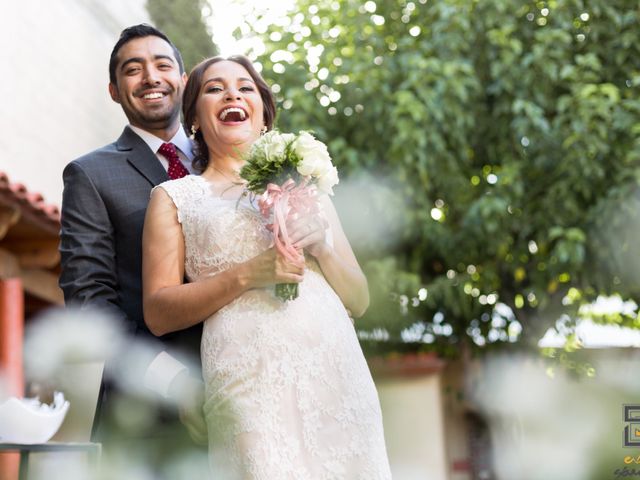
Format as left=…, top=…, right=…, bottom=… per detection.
left=470, top=355, right=629, bottom=480
left=24, top=307, right=126, bottom=380
left=330, top=172, right=408, bottom=252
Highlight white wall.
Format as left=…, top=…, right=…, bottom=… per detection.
left=377, top=374, right=449, bottom=480
left=0, top=1, right=150, bottom=205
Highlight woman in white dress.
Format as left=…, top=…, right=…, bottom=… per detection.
left=142, top=55, right=391, bottom=479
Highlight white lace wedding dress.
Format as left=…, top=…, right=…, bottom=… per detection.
left=157, top=175, right=391, bottom=479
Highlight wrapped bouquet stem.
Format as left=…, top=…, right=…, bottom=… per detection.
left=240, top=131, right=339, bottom=301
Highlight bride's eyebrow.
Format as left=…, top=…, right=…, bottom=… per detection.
left=203, top=77, right=255, bottom=86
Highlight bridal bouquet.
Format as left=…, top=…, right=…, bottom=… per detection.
left=240, top=130, right=339, bottom=301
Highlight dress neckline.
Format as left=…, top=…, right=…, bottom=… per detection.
left=192, top=174, right=254, bottom=206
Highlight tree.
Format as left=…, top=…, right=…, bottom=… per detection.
left=147, top=0, right=218, bottom=71
left=244, top=0, right=640, bottom=355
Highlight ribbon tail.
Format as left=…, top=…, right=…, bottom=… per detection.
left=273, top=194, right=301, bottom=263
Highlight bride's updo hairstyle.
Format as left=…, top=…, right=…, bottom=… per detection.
left=183, top=55, right=277, bottom=173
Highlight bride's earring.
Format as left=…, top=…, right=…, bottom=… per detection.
left=260, top=125, right=268, bottom=136
left=190, top=125, right=197, bottom=140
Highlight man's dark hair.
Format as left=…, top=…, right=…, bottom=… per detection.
left=109, top=24, right=185, bottom=85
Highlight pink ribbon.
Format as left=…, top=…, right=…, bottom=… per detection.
left=258, top=178, right=319, bottom=264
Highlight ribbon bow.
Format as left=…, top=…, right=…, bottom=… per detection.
left=258, top=178, right=319, bottom=263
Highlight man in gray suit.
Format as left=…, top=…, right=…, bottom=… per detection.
left=59, top=24, right=204, bottom=446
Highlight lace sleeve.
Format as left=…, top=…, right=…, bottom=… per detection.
left=151, top=183, right=182, bottom=224
left=151, top=177, right=204, bottom=224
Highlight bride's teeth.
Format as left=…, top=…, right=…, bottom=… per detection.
left=220, top=107, right=246, bottom=121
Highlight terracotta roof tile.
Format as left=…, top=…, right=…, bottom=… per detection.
left=0, top=170, right=60, bottom=231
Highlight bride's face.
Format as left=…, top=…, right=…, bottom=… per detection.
left=194, top=60, right=264, bottom=156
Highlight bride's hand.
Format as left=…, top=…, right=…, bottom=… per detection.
left=287, top=215, right=330, bottom=259
left=242, top=247, right=305, bottom=289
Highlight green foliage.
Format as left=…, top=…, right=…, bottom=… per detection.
left=244, top=0, right=640, bottom=354
left=147, top=0, right=217, bottom=71
left=240, top=132, right=302, bottom=193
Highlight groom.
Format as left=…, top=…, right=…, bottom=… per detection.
left=59, top=24, right=204, bottom=445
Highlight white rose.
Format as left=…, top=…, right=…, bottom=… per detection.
left=317, top=165, right=339, bottom=195
left=262, top=132, right=287, bottom=160
left=298, top=152, right=332, bottom=177
left=281, top=133, right=296, bottom=143
left=249, top=133, right=273, bottom=164
left=294, top=132, right=332, bottom=177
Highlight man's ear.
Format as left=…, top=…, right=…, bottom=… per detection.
left=181, top=72, right=188, bottom=85
left=108, top=82, right=121, bottom=104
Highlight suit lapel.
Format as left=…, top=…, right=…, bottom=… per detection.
left=116, top=127, right=169, bottom=186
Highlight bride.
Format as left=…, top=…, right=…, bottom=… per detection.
left=142, top=55, right=392, bottom=479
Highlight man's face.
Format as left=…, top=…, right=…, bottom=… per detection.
left=108, top=36, right=186, bottom=132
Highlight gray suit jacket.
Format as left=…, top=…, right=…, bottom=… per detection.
left=59, top=126, right=201, bottom=356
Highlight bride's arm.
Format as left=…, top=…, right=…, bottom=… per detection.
left=292, top=195, right=369, bottom=318
left=142, top=187, right=304, bottom=336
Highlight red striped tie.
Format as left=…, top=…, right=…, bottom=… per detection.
left=158, top=142, right=189, bottom=179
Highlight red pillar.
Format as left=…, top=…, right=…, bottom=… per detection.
left=0, top=277, right=24, bottom=395
left=0, top=277, right=24, bottom=480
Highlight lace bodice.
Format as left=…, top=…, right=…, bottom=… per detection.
left=155, top=175, right=271, bottom=281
